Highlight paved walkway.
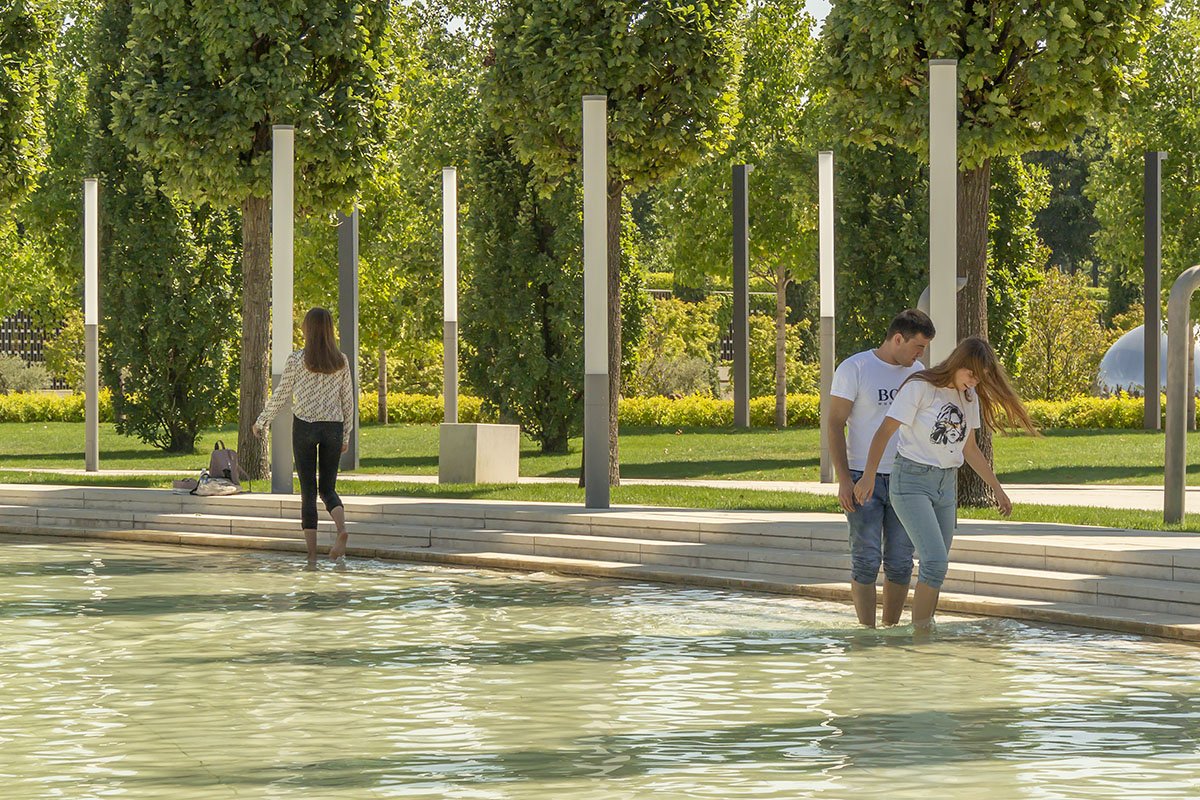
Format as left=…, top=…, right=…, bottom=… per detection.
left=3, top=467, right=1195, bottom=514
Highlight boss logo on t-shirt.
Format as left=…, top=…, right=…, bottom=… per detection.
left=876, top=388, right=900, bottom=405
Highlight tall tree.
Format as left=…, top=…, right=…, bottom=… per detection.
left=987, top=155, right=1050, bottom=378
left=1087, top=0, right=1200, bottom=322
left=113, top=0, right=398, bottom=478
left=462, top=129, right=584, bottom=453
left=0, top=0, right=54, bottom=212
left=91, top=0, right=242, bottom=453
left=1026, top=135, right=1101, bottom=280
left=483, top=0, right=743, bottom=484
left=658, top=0, right=819, bottom=427
left=821, top=0, right=1157, bottom=504
left=0, top=0, right=84, bottom=327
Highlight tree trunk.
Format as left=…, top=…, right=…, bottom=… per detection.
left=957, top=160, right=994, bottom=507
left=378, top=347, right=388, bottom=425
left=236, top=194, right=271, bottom=481
left=774, top=263, right=788, bottom=428
left=607, top=176, right=623, bottom=486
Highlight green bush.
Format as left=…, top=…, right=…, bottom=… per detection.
left=0, top=355, right=49, bottom=393
left=359, top=393, right=495, bottom=425
left=0, top=390, right=113, bottom=422
left=0, top=389, right=1168, bottom=432
left=1020, top=395, right=1146, bottom=430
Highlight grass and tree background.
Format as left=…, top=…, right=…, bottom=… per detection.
left=3, top=0, right=1200, bottom=516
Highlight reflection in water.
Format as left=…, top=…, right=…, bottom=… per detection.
left=1, top=536, right=1198, bottom=799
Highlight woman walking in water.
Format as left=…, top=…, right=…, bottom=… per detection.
left=253, top=307, right=355, bottom=562
left=853, top=336, right=1034, bottom=629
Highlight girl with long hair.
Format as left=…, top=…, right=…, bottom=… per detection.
left=853, top=336, right=1034, bottom=628
left=253, top=308, right=355, bottom=562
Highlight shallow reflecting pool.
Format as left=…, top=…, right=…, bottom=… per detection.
left=1, top=536, right=1198, bottom=799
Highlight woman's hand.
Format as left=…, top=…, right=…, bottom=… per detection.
left=251, top=423, right=263, bottom=438
left=341, top=443, right=349, bottom=454
left=995, top=486, right=1012, bottom=516
left=853, top=474, right=875, bottom=507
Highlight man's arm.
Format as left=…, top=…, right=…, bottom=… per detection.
left=826, top=396, right=856, bottom=514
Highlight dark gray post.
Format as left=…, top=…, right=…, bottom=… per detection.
left=1145, top=151, right=1167, bottom=429
left=732, top=164, right=750, bottom=429
left=338, top=208, right=360, bottom=471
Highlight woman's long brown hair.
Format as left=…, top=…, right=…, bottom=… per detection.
left=906, top=336, right=1035, bottom=433
left=301, top=308, right=346, bottom=374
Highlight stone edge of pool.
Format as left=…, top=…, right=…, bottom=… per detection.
left=1, top=483, right=1199, bottom=645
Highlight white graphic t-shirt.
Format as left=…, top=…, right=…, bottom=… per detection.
left=887, top=379, right=982, bottom=469
left=830, top=350, right=924, bottom=473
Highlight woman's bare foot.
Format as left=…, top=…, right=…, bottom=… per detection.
left=329, top=531, right=349, bottom=560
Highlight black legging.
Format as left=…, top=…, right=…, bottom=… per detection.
left=292, top=417, right=344, bottom=530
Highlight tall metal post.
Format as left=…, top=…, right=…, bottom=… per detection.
left=1164, top=265, right=1200, bottom=523
left=583, top=95, right=610, bottom=509
left=732, top=164, right=751, bottom=429
left=818, top=152, right=835, bottom=483
left=929, top=60, right=958, bottom=364
left=338, top=208, right=360, bottom=471
left=1145, top=151, right=1167, bottom=429
left=443, top=167, right=459, bottom=424
left=270, top=125, right=295, bottom=494
left=84, top=179, right=99, bottom=472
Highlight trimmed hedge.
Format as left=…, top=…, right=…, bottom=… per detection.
left=0, top=390, right=1162, bottom=431
left=619, top=394, right=821, bottom=428
left=358, top=393, right=494, bottom=425
left=0, top=390, right=114, bottom=423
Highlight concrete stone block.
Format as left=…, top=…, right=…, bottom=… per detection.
left=438, top=423, right=520, bottom=484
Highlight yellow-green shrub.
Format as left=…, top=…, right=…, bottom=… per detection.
left=358, top=393, right=495, bottom=425
left=0, top=390, right=113, bottom=423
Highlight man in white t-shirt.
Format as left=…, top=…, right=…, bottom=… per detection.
left=827, top=309, right=935, bottom=627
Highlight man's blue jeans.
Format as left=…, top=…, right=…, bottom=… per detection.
left=847, top=470, right=914, bottom=586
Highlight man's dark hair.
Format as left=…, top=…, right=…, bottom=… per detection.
left=886, top=308, right=936, bottom=341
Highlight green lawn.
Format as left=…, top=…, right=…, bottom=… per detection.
left=1, top=421, right=1197, bottom=485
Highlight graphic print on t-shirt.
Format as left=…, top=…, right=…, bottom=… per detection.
left=930, top=402, right=966, bottom=445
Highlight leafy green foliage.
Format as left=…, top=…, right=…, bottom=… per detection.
left=832, top=144, right=929, bottom=359
left=42, top=309, right=83, bottom=390
left=1087, top=1, right=1200, bottom=320
left=461, top=130, right=586, bottom=453
left=819, top=0, right=1158, bottom=171
left=0, top=355, right=48, bottom=393
left=0, top=0, right=55, bottom=211
left=483, top=0, right=743, bottom=192
left=629, top=296, right=723, bottom=397
left=658, top=0, right=819, bottom=288
left=91, top=0, right=242, bottom=453
left=987, top=156, right=1050, bottom=376
left=294, top=2, right=484, bottom=390
left=748, top=314, right=818, bottom=397
left=1018, top=270, right=1107, bottom=401
left=1026, top=136, right=1101, bottom=278
left=112, top=0, right=397, bottom=211
left=0, top=1, right=91, bottom=327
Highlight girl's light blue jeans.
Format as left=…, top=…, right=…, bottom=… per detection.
left=888, top=455, right=957, bottom=589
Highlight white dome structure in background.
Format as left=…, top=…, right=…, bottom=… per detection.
left=1096, top=324, right=1200, bottom=395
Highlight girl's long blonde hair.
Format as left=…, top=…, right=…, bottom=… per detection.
left=906, top=336, right=1035, bottom=433
left=301, top=308, right=346, bottom=374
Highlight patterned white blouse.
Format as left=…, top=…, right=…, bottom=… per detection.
left=255, top=350, right=355, bottom=445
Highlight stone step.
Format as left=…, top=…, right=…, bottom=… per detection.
left=9, top=521, right=1200, bottom=642
left=4, top=485, right=1192, bottom=581
left=8, top=502, right=1200, bottom=613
